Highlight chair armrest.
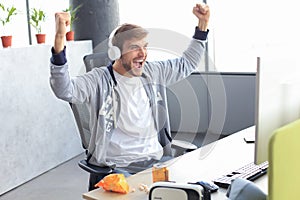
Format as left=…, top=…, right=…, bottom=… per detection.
left=78, top=160, right=113, bottom=175
left=171, top=139, right=197, bottom=157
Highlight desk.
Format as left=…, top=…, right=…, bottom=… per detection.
left=82, top=127, right=268, bottom=200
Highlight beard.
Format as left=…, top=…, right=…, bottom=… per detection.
left=121, top=58, right=143, bottom=77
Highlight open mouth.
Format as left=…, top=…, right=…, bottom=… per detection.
left=133, top=59, right=144, bottom=68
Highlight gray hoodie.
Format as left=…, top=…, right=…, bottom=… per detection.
left=49, top=29, right=208, bottom=167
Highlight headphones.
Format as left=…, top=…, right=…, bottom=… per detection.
left=108, top=26, right=121, bottom=60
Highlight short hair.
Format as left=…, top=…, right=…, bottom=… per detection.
left=111, top=23, right=149, bottom=52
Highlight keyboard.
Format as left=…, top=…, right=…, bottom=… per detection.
left=213, top=161, right=269, bottom=188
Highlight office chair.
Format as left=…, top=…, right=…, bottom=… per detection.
left=70, top=103, right=113, bottom=175
left=72, top=52, right=197, bottom=179
left=83, top=52, right=112, bottom=72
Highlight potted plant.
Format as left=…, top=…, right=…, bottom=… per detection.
left=0, top=3, right=18, bottom=48
left=63, top=4, right=82, bottom=41
left=30, top=8, right=46, bottom=44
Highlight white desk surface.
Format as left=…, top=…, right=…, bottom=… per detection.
left=82, top=126, right=268, bottom=200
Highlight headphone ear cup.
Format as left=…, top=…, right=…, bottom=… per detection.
left=108, top=45, right=121, bottom=60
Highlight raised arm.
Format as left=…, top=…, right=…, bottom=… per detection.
left=53, top=12, right=70, bottom=54
left=145, top=3, right=210, bottom=85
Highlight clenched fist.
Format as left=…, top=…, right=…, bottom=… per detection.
left=193, top=3, right=210, bottom=31
left=54, top=12, right=71, bottom=53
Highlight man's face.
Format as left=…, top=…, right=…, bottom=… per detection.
left=119, top=37, right=148, bottom=77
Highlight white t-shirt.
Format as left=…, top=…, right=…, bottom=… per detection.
left=106, top=71, right=163, bottom=167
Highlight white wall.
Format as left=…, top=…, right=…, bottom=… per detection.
left=208, top=0, right=300, bottom=72
left=3, top=0, right=300, bottom=72
left=119, top=0, right=300, bottom=72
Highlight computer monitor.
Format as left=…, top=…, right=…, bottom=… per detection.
left=254, top=56, right=300, bottom=164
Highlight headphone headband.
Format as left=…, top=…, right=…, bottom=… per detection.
left=108, top=26, right=122, bottom=60
left=107, top=24, right=148, bottom=61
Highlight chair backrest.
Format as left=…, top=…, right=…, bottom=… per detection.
left=83, top=52, right=111, bottom=72
left=71, top=103, right=91, bottom=150
left=72, top=52, right=111, bottom=150
left=268, top=118, right=300, bottom=200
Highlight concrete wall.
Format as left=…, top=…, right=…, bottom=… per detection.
left=0, top=40, right=92, bottom=195
left=70, top=0, right=119, bottom=52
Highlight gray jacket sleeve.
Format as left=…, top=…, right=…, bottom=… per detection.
left=49, top=63, right=103, bottom=104
left=49, top=64, right=73, bottom=102
left=144, top=38, right=206, bottom=86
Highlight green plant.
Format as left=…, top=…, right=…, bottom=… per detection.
left=30, top=8, right=46, bottom=34
left=0, top=3, right=18, bottom=27
left=63, top=4, right=82, bottom=31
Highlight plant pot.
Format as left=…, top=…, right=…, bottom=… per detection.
left=66, top=31, right=74, bottom=41
left=36, top=34, right=46, bottom=44
left=1, top=35, right=12, bottom=48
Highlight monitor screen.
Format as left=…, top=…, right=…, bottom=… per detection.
left=254, top=56, right=300, bottom=164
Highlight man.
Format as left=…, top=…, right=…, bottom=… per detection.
left=50, top=3, right=210, bottom=190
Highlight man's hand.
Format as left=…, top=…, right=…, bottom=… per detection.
left=193, top=3, right=210, bottom=31
left=54, top=12, right=71, bottom=54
